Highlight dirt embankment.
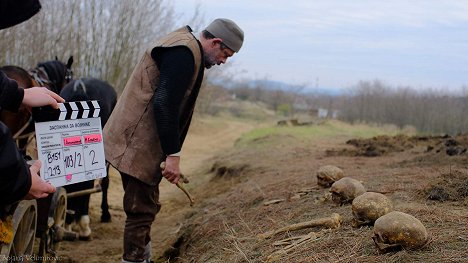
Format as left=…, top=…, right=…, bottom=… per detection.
left=59, top=123, right=468, bottom=263
left=161, top=131, right=467, bottom=263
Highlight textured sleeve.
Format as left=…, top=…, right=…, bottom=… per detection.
left=0, top=121, right=31, bottom=205
left=0, top=70, right=24, bottom=112
left=151, top=46, right=195, bottom=155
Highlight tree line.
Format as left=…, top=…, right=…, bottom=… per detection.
left=215, top=79, right=468, bottom=135
left=0, top=0, right=203, bottom=93
left=339, top=80, right=468, bottom=135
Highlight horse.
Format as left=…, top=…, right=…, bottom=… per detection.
left=59, top=77, right=117, bottom=238
left=29, top=56, right=74, bottom=94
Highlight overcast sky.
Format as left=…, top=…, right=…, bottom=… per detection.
left=173, top=0, right=468, bottom=91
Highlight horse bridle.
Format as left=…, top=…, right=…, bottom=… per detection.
left=65, top=67, right=73, bottom=83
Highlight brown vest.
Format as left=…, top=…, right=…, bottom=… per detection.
left=103, top=26, right=204, bottom=185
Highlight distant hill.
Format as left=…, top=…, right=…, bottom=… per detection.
left=212, top=78, right=346, bottom=96
left=246, top=79, right=346, bottom=96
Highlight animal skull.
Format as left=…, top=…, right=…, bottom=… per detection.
left=317, top=165, right=344, bottom=187
left=329, top=177, right=366, bottom=205
left=372, top=211, right=428, bottom=253
left=352, top=192, right=393, bottom=227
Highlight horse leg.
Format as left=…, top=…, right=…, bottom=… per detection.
left=64, top=180, right=94, bottom=240
left=100, top=161, right=111, bottom=222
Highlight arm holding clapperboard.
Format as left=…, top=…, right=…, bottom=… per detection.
left=1, top=71, right=62, bottom=206
left=0, top=0, right=63, bottom=207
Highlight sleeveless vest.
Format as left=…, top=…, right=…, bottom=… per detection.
left=103, top=26, right=204, bottom=185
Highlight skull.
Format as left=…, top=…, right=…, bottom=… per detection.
left=317, top=165, right=344, bottom=187
left=352, top=192, right=393, bottom=227
left=372, top=211, right=428, bottom=253
left=329, top=177, right=366, bottom=205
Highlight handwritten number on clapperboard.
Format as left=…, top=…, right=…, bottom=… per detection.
left=46, top=151, right=61, bottom=177
left=89, top=150, right=98, bottom=165
left=64, top=152, right=83, bottom=168
left=47, top=151, right=60, bottom=164
left=47, top=165, right=61, bottom=176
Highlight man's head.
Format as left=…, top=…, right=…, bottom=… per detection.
left=200, top=18, right=244, bottom=69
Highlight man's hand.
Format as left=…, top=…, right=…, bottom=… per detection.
left=25, top=160, right=56, bottom=199
left=161, top=156, right=180, bottom=184
left=22, top=87, right=65, bottom=111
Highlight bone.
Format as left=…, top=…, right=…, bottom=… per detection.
left=160, top=162, right=195, bottom=206
left=258, top=213, right=341, bottom=239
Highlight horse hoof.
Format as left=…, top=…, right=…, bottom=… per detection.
left=78, top=215, right=92, bottom=239
left=101, top=213, right=112, bottom=223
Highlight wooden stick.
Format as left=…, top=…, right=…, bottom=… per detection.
left=160, top=162, right=195, bottom=206
left=258, top=213, right=341, bottom=239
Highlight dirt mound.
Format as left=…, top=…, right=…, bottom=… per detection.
left=425, top=170, right=468, bottom=202
left=327, top=134, right=468, bottom=157
left=210, top=160, right=250, bottom=178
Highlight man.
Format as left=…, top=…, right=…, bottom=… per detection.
left=0, top=0, right=60, bottom=207
left=104, top=18, right=244, bottom=263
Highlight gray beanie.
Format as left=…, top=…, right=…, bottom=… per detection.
left=205, top=18, right=244, bottom=52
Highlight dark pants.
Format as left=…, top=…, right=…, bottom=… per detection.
left=121, top=172, right=161, bottom=262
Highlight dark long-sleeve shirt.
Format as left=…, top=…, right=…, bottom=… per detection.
left=0, top=71, right=31, bottom=206
left=0, top=70, right=23, bottom=112
left=152, top=46, right=195, bottom=155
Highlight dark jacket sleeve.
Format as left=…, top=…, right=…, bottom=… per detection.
left=151, top=46, right=195, bottom=155
left=0, top=121, right=31, bottom=206
left=0, top=71, right=24, bottom=113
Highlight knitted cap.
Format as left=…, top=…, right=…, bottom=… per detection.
left=205, top=18, right=244, bottom=52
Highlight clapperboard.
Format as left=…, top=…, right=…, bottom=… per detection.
left=32, top=101, right=107, bottom=187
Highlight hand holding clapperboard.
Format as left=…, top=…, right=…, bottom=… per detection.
left=32, top=101, right=107, bottom=187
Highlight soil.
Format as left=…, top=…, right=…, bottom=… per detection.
left=57, top=119, right=468, bottom=263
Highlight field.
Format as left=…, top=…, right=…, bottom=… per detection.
left=58, top=116, right=467, bottom=263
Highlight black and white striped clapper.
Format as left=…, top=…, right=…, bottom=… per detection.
left=33, top=101, right=101, bottom=122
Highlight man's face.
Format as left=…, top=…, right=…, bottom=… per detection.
left=204, top=40, right=235, bottom=69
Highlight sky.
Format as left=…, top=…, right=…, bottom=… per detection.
left=173, top=0, right=468, bottom=91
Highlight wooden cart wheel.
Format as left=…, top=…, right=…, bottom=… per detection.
left=0, top=200, right=37, bottom=261
left=50, top=187, right=67, bottom=230
left=37, top=187, right=67, bottom=263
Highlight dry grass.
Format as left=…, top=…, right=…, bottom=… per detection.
left=162, top=124, right=468, bottom=263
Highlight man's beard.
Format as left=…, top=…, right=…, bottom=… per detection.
left=204, top=54, right=215, bottom=69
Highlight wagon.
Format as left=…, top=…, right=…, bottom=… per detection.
left=0, top=185, right=102, bottom=263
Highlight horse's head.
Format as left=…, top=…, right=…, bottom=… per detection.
left=35, top=56, right=74, bottom=94
left=62, top=56, right=74, bottom=83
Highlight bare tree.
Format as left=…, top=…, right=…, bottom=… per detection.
left=340, top=80, right=468, bottom=135
left=0, top=0, right=193, bottom=94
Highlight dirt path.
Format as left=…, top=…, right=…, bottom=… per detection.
left=58, top=117, right=257, bottom=262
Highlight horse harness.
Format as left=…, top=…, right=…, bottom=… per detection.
left=28, top=66, right=52, bottom=91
